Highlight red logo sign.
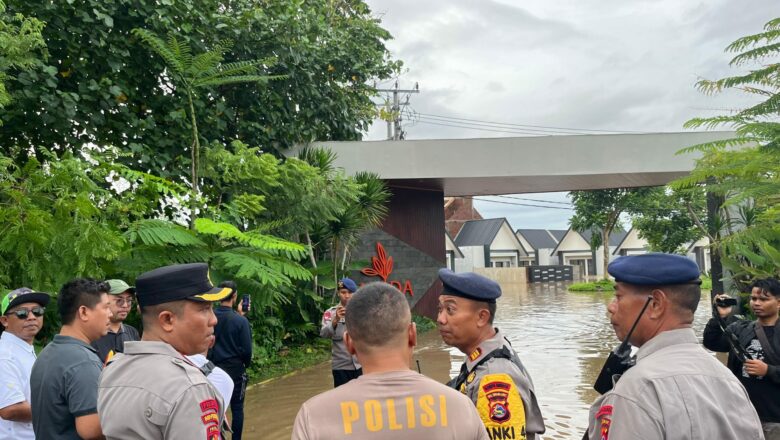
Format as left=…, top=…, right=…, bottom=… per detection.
left=361, top=242, right=414, bottom=296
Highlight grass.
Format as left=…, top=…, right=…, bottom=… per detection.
left=248, top=339, right=331, bottom=384
left=568, top=279, right=615, bottom=292
left=569, top=275, right=713, bottom=292
left=413, top=314, right=437, bottom=332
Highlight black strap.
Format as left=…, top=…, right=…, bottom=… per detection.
left=448, top=346, right=513, bottom=390
left=199, top=360, right=217, bottom=377
left=755, top=323, right=780, bottom=365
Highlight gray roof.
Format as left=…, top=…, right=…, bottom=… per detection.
left=549, top=230, right=567, bottom=241
left=580, top=228, right=628, bottom=247
left=455, top=218, right=507, bottom=247
left=516, top=229, right=558, bottom=250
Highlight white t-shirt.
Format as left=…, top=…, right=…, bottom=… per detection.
left=186, top=354, right=234, bottom=415
left=0, top=332, right=36, bottom=440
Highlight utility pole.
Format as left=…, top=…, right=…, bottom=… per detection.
left=376, top=81, right=419, bottom=140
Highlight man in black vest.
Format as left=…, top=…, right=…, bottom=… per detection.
left=209, top=280, right=252, bottom=440
left=704, top=277, right=780, bottom=439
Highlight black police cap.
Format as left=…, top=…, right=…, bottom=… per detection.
left=438, top=268, right=502, bottom=303
left=135, top=263, right=233, bottom=307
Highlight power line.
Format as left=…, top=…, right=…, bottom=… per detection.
left=471, top=197, right=574, bottom=210
left=495, top=194, right=573, bottom=206
left=411, top=119, right=552, bottom=136
left=417, top=112, right=648, bottom=134
left=414, top=114, right=595, bottom=135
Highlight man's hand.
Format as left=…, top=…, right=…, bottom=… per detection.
left=237, top=299, right=245, bottom=317
left=333, top=306, right=345, bottom=328
left=744, top=359, right=769, bottom=377
left=713, top=294, right=734, bottom=318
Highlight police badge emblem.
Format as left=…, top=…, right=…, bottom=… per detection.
left=482, top=380, right=512, bottom=423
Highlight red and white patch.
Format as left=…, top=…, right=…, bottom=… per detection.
left=200, top=399, right=221, bottom=440
left=323, top=310, right=333, bottom=321
left=595, top=405, right=613, bottom=440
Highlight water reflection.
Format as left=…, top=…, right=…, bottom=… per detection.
left=242, top=281, right=714, bottom=439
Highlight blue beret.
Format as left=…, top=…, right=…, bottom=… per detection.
left=608, top=253, right=702, bottom=286
left=338, top=278, right=357, bottom=293
left=438, top=268, right=501, bottom=303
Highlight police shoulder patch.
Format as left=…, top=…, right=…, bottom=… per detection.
left=469, top=347, right=483, bottom=362
left=476, top=373, right=526, bottom=439
left=200, top=399, right=221, bottom=440
left=595, top=404, right=612, bottom=440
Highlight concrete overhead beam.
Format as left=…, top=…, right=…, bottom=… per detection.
left=299, top=131, right=734, bottom=196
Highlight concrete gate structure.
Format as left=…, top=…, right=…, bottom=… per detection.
left=305, top=131, right=733, bottom=318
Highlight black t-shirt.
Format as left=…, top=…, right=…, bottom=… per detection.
left=740, top=326, right=780, bottom=423
left=90, top=323, right=140, bottom=363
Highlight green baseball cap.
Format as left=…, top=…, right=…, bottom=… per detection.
left=1, top=287, right=50, bottom=315
left=106, top=279, right=136, bottom=295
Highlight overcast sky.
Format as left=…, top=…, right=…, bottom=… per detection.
left=362, top=0, right=777, bottom=230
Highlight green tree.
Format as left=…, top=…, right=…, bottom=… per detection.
left=570, top=188, right=656, bottom=279
left=0, top=0, right=400, bottom=172
left=673, top=17, right=780, bottom=287
left=631, top=187, right=706, bottom=254
left=0, top=0, right=45, bottom=111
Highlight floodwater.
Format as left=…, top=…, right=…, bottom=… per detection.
left=242, top=282, right=714, bottom=439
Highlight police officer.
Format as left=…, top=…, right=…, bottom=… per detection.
left=98, top=263, right=233, bottom=439
left=293, top=282, right=488, bottom=440
left=320, top=278, right=362, bottom=387
left=587, top=253, right=763, bottom=439
left=437, top=269, right=545, bottom=440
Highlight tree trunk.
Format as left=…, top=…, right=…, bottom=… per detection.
left=187, top=92, right=200, bottom=229
left=306, top=231, right=318, bottom=295
left=602, top=228, right=610, bottom=280
left=706, top=188, right=725, bottom=307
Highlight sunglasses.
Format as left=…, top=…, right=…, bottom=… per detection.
left=6, top=306, right=45, bottom=319
left=115, top=298, right=134, bottom=307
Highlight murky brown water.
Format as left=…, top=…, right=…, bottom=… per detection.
left=242, top=282, right=714, bottom=439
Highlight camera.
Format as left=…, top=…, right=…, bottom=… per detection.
left=715, top=296, right=738, bottom=308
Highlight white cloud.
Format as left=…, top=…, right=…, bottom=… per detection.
left=364, top=0, right=776, bottom=227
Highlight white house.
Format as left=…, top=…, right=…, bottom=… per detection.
left=454, top=218, right=528, bottom=270
left=516, top=229, right=562, bottom=266
left=686, top=236, right=711, bottom=274
left=550, top=228, right=627, bottom=278
left=612, top=227, right=649, bottom=257
left=445, top=231, right=464, bottom=271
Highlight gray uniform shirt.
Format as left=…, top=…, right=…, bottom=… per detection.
left=456, top=329, right=545, bottom=440
left=320, top=305, right=361, bottom=371
left=587, top=328, right=764, bottom=440
left=98, top=341, right=225, bottom=440
left=292, top=370, right=489, bottom=440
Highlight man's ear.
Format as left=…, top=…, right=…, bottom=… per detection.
left=344, top=330, right=357, bottom=355
left=77, top=305, right=90, bottom=322
left=158, top=310, right=177, bottom=333
left=477, top=307, right=492, bottom=328
left=408, top=322, right=417, bottom=348
left=648, top=289, right=668, bottom=319
left=0, top=315, right=8, bottom=329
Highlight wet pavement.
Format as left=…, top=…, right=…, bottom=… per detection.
left=242, top=281, right=714, bottom=439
